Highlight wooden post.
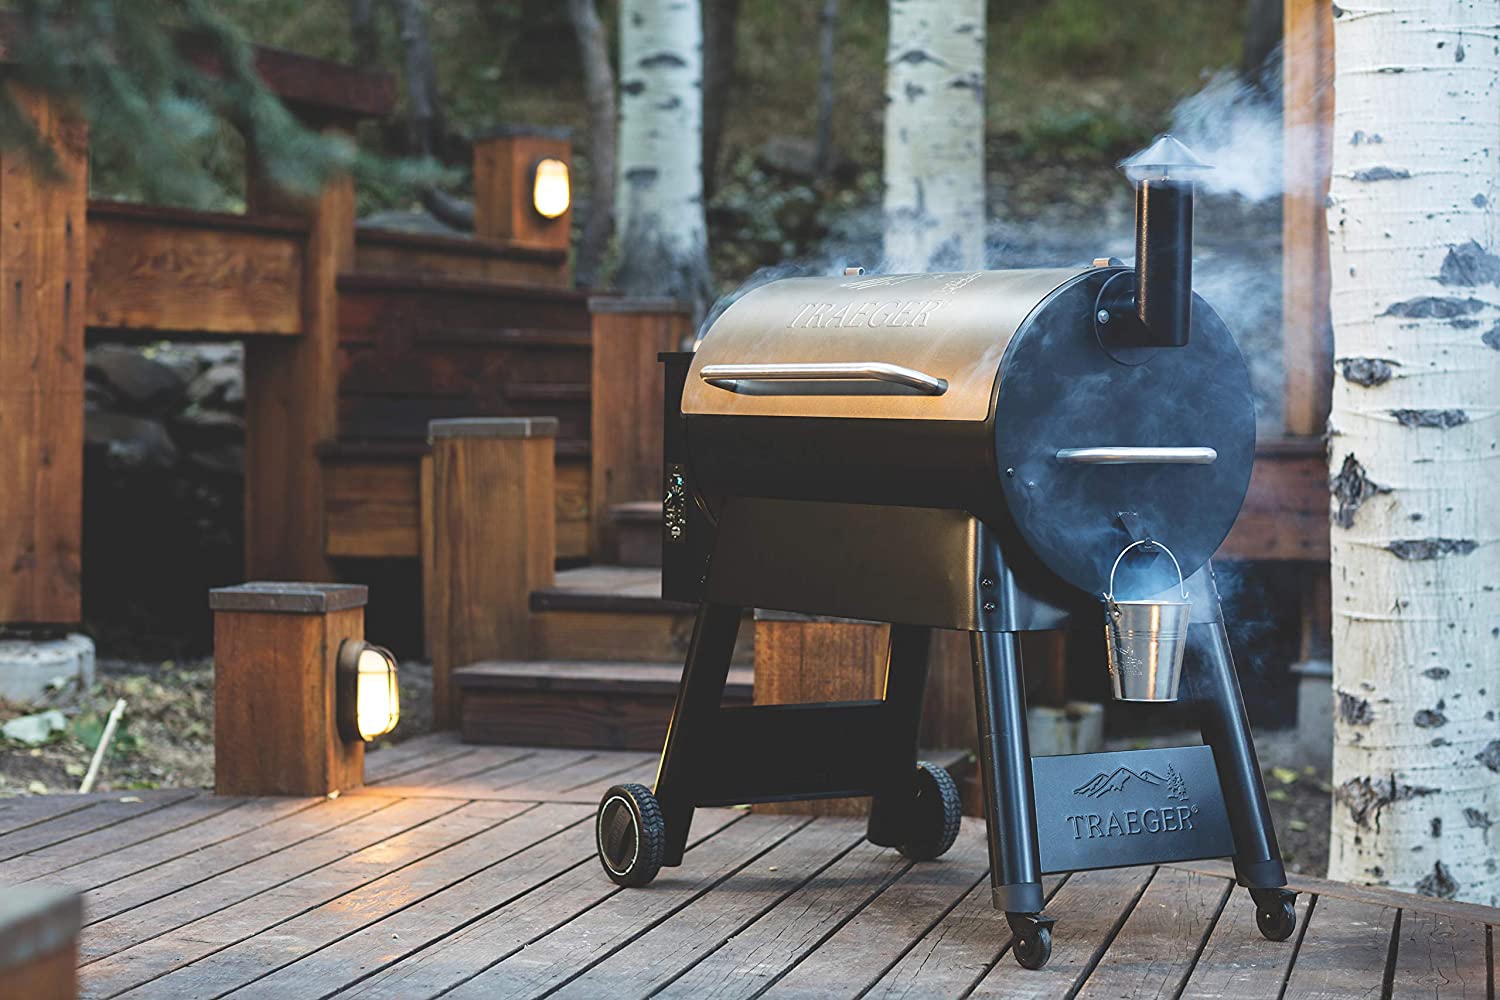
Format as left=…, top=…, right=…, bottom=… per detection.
left=1282, top=0, right=1336, bottom=436
left=0, top=886, right=80, bottom=999
left=427, top=417, right=557, bottom=729
left=209, top=582, right=368, bottom=796
left=242, top=135, right=354, bottom=582
left=753, top=611, right=891, bottom=816
left=587, top=297, right=692, bottom=562
left=0, top=91, right=87, bottom=625
left=473, top=126, right=572, bottom=264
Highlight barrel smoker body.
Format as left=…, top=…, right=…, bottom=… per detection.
left=593, top=139, right=1297, bottom=970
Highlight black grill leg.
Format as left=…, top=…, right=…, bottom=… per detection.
left=653, top=602, right=742, bottom=867
left=1191, top=619, right=1289, bottom=891
left=866, top=625, right=933, bottom=847
left=971, top=630, right=1046, bottom=917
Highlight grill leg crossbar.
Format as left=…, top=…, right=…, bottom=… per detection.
left=652, top=607, right=935, bottom=865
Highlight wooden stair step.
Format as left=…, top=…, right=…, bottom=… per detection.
left=610, top=501, right=661, bottom=523
left=455, top=659, right=753, bottom=750
left=504, top=381, right=590, bottom=402
left=531, top=564, right=687, bottom=613
left=454, top=659, right=751, bottom=697
left=609, top=502, right=662, bottom=567
left=528, top=566, right=753, bottom=664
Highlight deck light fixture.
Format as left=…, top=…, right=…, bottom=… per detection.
left=336, top=639, right=400, bottom=743
left=531, top=157, right=570, bottom=220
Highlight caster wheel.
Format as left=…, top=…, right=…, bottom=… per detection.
left=1254, top=893, right=1298, bottom=942
left=1013, top=926, right=1052, bottom=970
left=596, top=783, right=665, bottom=888
left=897, top=761, right=962, bottom=861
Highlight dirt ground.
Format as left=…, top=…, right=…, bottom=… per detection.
left=0, top=657, right=433, bottom=798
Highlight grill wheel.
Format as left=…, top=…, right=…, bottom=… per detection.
left=897, top=761, right=963, bottom=862
left=596, top=783, right=665, bottom=888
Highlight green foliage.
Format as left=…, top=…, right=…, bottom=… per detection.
left=2, top=0, right=439, bottom=210
left=1010, top=106, right=1146, bottom=159
left=997, top=0, right=1244, bottom=82
left=68, top=709, right=140, bottom=755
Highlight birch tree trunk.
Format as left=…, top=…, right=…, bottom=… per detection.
left=568, top=0, right=616, bottom=289
left=616, top=0, right=713, bottom=310
left=882, top=0, right=986, bottom=272
left=1327, top=0, right=1500, bottom=905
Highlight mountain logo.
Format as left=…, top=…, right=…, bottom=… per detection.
left=1073, top=763, right=1190, bottom=800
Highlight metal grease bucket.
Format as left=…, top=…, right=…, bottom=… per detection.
left=1103, top=539, right=1190, bottom=702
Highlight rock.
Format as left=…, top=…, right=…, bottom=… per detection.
left=85, top=412, right=179, bottom=470
left=85, top=379, right=118, bottom=412
left=188, top=444, right=244, bottom=477
left=0, top=635, right=94, bottom=705
left=186, top=362, right=245, bottom=410
left=756, top=136, right=821, bottom=180
left=754, top=136, right=855, bottom=185
left=142, top=343, right=208, bottom=384
left=1, top=708, right=66, bottom=745
left=86, top=345, right=186, bottom=416
left=358, top=210, right=466, bottom=235
left=172, top=406, right=245, bottom=450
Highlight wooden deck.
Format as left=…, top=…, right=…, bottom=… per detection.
left=2, top=734, right=1494, bottom=999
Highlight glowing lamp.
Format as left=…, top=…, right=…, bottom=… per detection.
left=531, top=157, right=570, bottom=219
left=336, top=639, right=400, bottom=743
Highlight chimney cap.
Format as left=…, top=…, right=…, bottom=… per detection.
left=1120, top=134, right=1211, bottom=181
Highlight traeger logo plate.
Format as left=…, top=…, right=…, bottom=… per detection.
left=1031, top=745, right=1233, bottom=875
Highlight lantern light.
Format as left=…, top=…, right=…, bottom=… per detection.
left=336, top=639, right=400, bottom=743
left=531, top=157, right=570, bottom=220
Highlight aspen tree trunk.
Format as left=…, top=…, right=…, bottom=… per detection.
left=568, top=0, right=616, bottom=289
left=616, top=0, right=713, bottom=310
left=1327, top=0, right=1500, bottom=905
left=882, top=0, right=986, bottom=272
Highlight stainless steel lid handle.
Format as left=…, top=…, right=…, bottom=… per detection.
left=1056, top=446, right=1218, bottom=465
left=700, top=362, right=948, bottom=396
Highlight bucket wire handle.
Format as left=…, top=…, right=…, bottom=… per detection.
left=1106, top=539, right=1188, bottom=601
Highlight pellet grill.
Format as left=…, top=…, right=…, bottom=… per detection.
left=593, top=136, right=1297, bottom=969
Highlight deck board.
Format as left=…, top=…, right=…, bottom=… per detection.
left=441, top=814, right=810, bottom=998
left=1388, top=908, right=1490, bottom=1000
left=1179, top=889, right=1312, bottom=1000
left=11, top=795, right=315, bottom=889
left=754, top=825, right=993, bottom=998
left=144, top=802, right=591, bottom=999
left=0, top=789, right=197, bottom=862
left=1073, top=867, right=1233, bottom=1000
left=333, top=808, right=746, bottom=1000
left=864, top=874, right=1067, bottom=999
left=80, top=794, right=395, bottom=925
left=969, top=864, right=1157, bottom=999
left=0, top=741, right=1491, bottom=998
left=562, top=818, right=884, bottom=998
left=1280, top=895, right=1397, bottom=1000
left=0, top=793, right=247, bottom=882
